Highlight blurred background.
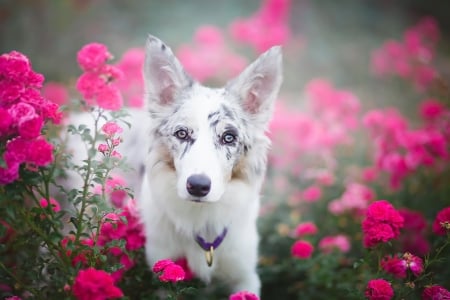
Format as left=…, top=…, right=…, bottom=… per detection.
left=1, top=0, right=449, bottom=110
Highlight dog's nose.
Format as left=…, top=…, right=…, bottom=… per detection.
left=186, top=174, right=211, bottom=197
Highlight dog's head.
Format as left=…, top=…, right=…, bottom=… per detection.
left=144, top=35, right=282, bottom=203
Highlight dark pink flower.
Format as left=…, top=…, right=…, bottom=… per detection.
left=381, top=255, right=407, bottom=278
left=39, top=197, right=61, bottom=212
left=293, top=222, right=318, bottom=237
left=77, top=43, right=112, bottom=72
left=301, top=185, right=322, bottom=202
left=291, top=240, right=314, bottom=259
left=0, top=51, right=31, bottom=80
left=18, top=115, right=43, bottom=139
left=114, top=48, right=145, bottom=108
left=422, top=285, right=450, bottom=300
left=0, top=108, right=13, bottom=136
left=26, top=137, right=54, bottom=166
left=432, top=206, right=450, bottom=236
left=365, top=279, right=394, bottom=300
left=72, top=267, right=123, bottom=300
left=174, top=258, right=195, bottom=281
left=0, top=80, right=24, bottom=103
left=229, top=290, right=260, bottom=300
left=76, top=72, right=107, bottom=101
left=152, top=259, right=186, bottom=282
left=362, top=200, right=404, bottom=248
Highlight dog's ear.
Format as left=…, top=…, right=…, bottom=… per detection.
left=226, top=46, right=283, bottom=129
left=144, top=35, right=193, bottom=108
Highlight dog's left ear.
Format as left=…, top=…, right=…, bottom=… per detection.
left=226, top=46, right=283, bottom=129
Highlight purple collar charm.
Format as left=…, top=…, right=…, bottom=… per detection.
left=195, top=227, right=228, bottom=267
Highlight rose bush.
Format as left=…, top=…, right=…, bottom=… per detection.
left=1, top=0, right=449, bottom=299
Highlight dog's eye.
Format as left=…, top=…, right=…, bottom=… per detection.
left=221, top=132, right=237, bottom=144
left=174, top=129, right=189, bottom=140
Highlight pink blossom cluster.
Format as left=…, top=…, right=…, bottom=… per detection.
left=152, top=259, right=186, bottom=282
left=97, top=121, right=123, bottom=159
left=114, top=48, right=145, bottom=108
left=362, top=200, right=404, bottom=248
left=76, top=43, right=124, bottom=110
left=177, top=26, right=247, bottom=82
left=0, top=51, right=61, bottom=184
left=93, top=175, right=129, bottom=208
left=318, top=234, right=351, bottom=254
left=398, top=208, right=430, bottom=256
left=229, top=0, right=292, bottom=53
left=381, top=252, right=424, bottom=279
left=371, top=17, right=440, bottom=90
left=328, top=182, right=376, bottom=216
left=269, top=79, right=360, bottom=179
left=365, top=279, right=394, bottom=300
left=363, top=105, right=448, bottom=189
left=72, top=267, right=123, bottom=300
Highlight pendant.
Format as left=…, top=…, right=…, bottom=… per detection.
left=205, top=245, right=214, bottom=267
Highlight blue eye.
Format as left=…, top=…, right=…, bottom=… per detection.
left=221, top=132, right=236, bottom=144
left=174, top=129, right=189, bottom=140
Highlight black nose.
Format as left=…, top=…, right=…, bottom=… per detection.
left=186, top=174, right=211, bottom=197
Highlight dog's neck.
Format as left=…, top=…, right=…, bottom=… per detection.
left=194, top=227, right=228, bottom=267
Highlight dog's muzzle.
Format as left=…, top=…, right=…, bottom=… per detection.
left=186, top=174, right=211, bottom=198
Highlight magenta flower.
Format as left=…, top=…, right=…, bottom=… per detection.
left=291, top=240, right=314, bottom=259
left=72, top=268, right=123, bottom=300
left=293, top=222, right=318, bottom=237
left=77, top=43, right=112, bottom=72
left=432, top=206, right=450, bottom=236
left=362, top=200, right=404, bottom=248
left=152, top=259, right=186, bottom=282
left=39, top=197, right=61, bottom=213
left=365, top=279, right=394, bottom=300
left=422, top=285, right=450, bottom=300
left=381, top=255, right=408, bottom=278
left=229, top=290, right=260, bottom=300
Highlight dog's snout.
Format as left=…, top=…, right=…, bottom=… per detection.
left=186, top=174, right=211, bottom=197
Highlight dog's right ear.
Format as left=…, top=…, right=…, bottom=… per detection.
left=144, top=35, right=193, bottom=108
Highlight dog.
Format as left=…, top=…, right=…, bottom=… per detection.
left=139, top=35, right=282, bottom=296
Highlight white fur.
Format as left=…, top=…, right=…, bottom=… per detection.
left=139, top=35, right=283, bottom=295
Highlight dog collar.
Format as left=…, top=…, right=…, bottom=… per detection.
left=195, top=227, right=228, bottom=267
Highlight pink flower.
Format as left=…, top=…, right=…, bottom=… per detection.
left=328, top=183, right=375, bottom=215
left=229, top=290, right=260, bottom=300
left=39, top=197, right=61, bottom=212
left=114, top=48, right=145, bottom=108
left=432, top=206, right=450, bottom=236
left=98, top=143, right=108, bottom=153
left=26, top=137, right=54, bottom=166
left=174, top=258, right=195, bottom=281
left=365, top=279, right=394, bottom=300
left=5, top=296, right=21, bottom=300
left=101, top=121, right=123, bottom=137
left=42, top=82, right=69, bottom=106
left=381, top=255, right=407, bottom=278
left=291, top=240, right=314, bottom=259
left=229, top=0, right=292, bottom=53
left=0, top=51, right=31, bottom=81
left=293, top=222, right=318, bottom=237
left=318, top=234, right=351, bottom=254
left=98, top=202, right=145, bottom=251
left=422, top=285, right=450, bottom=300
left=301, top=185, right=322, bottom=202
left=72, top=268, right=123, bottom=300
left=362, top=200, right=404, bottom=248
left=0, top=108, right=13, bottom=136
left=152, top=259, right=186, bottom=282
left=77, top=43, right=112, bottom=72
left=96, top=84, right=123, bottom=111
left=18, top=115, right=43, bottom=139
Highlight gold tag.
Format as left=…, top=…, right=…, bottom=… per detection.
left=205, top=245, right=214, bottom=267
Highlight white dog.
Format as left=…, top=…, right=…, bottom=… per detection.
left=139, top=36, right=282, bottom=295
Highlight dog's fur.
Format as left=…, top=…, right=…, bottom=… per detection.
left=139, top=36, right=282, bottom=295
